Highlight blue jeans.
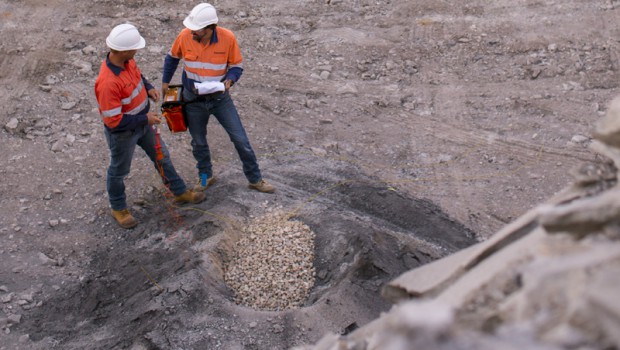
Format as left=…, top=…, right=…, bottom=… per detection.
left=183, top=89, right=262, bottom=183
left=104, top=125, right=187, bottom=210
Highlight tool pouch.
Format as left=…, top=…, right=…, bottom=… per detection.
left=161, top=85, right=187, bottom=133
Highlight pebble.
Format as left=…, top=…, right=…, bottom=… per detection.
left=7, top=314, right=21, bottom=324
left=571, top=135, right=589, bottom=143
left=5, top=118, right=19, bottom=131
left=19, top=334, right=30, bottom=343
left=61, top=102, right=77, bottom=110
left=1, top=293, right=13, bottom=303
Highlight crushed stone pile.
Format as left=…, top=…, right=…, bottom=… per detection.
left=224, top=209, right=316, bottom=311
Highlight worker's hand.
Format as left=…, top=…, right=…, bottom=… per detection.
left=223, top=79, right=233, bottom=91
left=147, top=112, right=162, bottom=125
left=148, top=88, right=160, bottom=102
left=162, top=83, right=169, bottom=98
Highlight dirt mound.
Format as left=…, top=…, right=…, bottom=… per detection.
left=9, top=157, right=474, bottom=349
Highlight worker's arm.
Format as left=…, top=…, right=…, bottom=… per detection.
left=141, top=74, right=160, bottom=102
left=162, top=53, right=181, bottom=97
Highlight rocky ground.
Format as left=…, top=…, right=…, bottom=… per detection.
left=0, top=0, right=619, bottom=349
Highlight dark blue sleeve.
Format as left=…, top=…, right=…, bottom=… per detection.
left=142, top=75, right=154, bottom=92
left=224, top=67, right=243, bottom=83
left=112, top=113, right=148, bottom=132
left=107, top=103, right=150, bottom=133
left=163, top=54, right=181, bottom=84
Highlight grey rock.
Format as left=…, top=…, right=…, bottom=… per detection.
left=594, top=96, right=620, bottom=148
left=61, top=102, right=77, bottom=110
left=51, top=140, right=64, bottom=152
left=38, top=252, right=58, bottom=266
left=538, top=188, right=620, bottom=235
left=5, top=118, right=19, bottom=131
left=571, top=134, right=590, bottom=143
left=1, top=293, right=13, bottom=303
left=7, top=314, right=22, bottom=325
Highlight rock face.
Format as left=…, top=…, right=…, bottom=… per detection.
left=296, top=96, right=620, bottom=350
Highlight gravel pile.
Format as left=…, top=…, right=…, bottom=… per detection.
left=224, top=209, right=316, bottom=310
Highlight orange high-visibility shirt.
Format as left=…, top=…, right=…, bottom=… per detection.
left=169, top=27, right=243, bottom=83
left=94, top=57, right=149, bottom=130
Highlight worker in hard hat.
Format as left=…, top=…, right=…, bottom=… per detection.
left=162, top=3, right=276, bottom=194
left=95, top=23, right=206, bottom=229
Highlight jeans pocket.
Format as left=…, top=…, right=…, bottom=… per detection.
left=215, top=91, right=229, bottom=102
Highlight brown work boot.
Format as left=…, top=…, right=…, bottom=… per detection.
left=248, top=179, right=276, bottom=193
left=174, top=189, right=206, bottom=204
left=111, top=208, right=138, bottom=229
left=193, top=175, right=217, bottom=192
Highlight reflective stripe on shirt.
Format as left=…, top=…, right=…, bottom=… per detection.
left=121, top=80, right=144, bottom=105
left=101, top=106, right=122, bottom=117
left=183, top=69, right=226, bottom=82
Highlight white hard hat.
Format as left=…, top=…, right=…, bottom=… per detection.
left=106, top=23, right=146, bottom=51
left=183, top=3, right=218, bottom=31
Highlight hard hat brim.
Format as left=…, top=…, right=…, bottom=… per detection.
left=183, top=16, right=218, bottom=31
left=106, top=35, right=146, bottom=51
left=183, top=17, right=204, bottom=31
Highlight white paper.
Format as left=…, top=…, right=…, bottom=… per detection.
left=194, top=81, right=226, bottom=95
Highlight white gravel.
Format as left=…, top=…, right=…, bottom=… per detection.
left=224, top=210, right=316, bottom=310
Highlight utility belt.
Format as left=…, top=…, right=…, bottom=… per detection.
left=161, top=85, right=227, bottom=133
left=190, top=91, right=225, bottom=102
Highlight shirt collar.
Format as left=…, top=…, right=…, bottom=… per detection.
left=105, top=53, right=125, bottom=76
left=210, top=27, right=219, bottom=44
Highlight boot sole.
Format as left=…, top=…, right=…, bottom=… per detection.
left=248, top=185, right=276, bottom=193
left=193, top=177, right=217, bottom=192
left=174, top=193, right=206, bottom=205
left=116, top=220, right=137, bottom=229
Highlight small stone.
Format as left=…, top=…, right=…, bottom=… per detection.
left=19, top=334, right=30, bottom=343
left=39, top=252, right=58, bottom=266
left=5, top=118, right=19, bottom=131
left=7, top=314, right=22, bottom=325
left=571, top=134, right=589, bottom=143
left=1, top=293, right=13, bottom=303
left=45, top=75, right=59, bottom=85
left=82, top=45, right=97, bottom=55
left=51, top=140, right=64, bottom=152
left=61, top=102, right=77, bottom=110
